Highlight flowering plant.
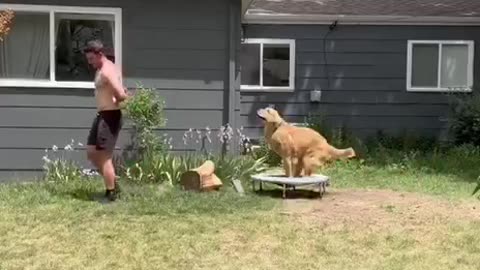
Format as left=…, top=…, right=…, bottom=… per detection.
left=182, top=124, right=253, bottom=157
left=42, top=139, right=98, bottom=182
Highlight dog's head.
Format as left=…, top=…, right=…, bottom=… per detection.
left=256, top=107, right=283, bottom=125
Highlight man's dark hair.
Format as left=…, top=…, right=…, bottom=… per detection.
left=83, top=40, right=104, bottom=54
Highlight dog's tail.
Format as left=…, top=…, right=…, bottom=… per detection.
left=328, top=146, right=356, bottom=159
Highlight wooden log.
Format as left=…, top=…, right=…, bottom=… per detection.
left=179, top=160, right=223, bottom=192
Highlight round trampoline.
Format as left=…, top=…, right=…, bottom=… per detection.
left=251, top=174, right=330, bottom=199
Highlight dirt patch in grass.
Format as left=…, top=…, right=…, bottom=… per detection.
left=281, top=189, right=480, bottom=231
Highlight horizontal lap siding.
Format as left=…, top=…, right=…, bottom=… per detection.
left=0, top=0, right=234, bottom=177
left=241, top=24, right=480, bottom=140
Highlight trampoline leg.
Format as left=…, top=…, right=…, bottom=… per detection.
left=318, top=183, right=324, bottom=199
left=282, top=184, right=287, bottom=199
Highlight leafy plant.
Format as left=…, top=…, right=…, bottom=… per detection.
left=124, top=150, right=267, bottom=187
left=472, top=177, right=480, bottom=198
left=448, top=92, right=480, bottom=146
left=305, top=114, right=367, bottom=155
left=365, top=130, right=438, bottom=153
left=211, top=154, right=268, bottom=183
left=122, top=85, right=168, bottom=158
left=250, top=140, right=281, bottom=167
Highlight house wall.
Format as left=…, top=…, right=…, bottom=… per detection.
left=240, top=24, right=480, bottom=141
left=0, top=0, right=241, bottom=180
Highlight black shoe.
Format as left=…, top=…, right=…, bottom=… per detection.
left=105, top=189, right=118, bottom=202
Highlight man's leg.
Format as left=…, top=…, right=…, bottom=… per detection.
left=87, top=145, right=102, bottom=174
left=95, top=111, right=122, bottom=201
left=97, top=150, right=116, bottom=191
left=87, top=115, right=102, bottom=174
left=88, top=146, right=118, bottom=201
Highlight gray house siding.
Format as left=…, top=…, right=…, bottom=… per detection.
left=0, top=0, right=241, bottom=180
left=240, top=24, right=480, bottom=141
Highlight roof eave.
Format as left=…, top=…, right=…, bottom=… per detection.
left=243, top=13, right=480, bottom=26
left=241, top=0, right=255, bottom=16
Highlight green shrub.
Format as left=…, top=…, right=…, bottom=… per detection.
left=305, top=114, right=367, bottom=154
left=448, top=92, right=480, bottom=146
left=122, top=85, right=168, bottom=158
left=251, top=140, right=281, bottom=167
left=210, top=154, right=267, bottom=183
left=365, top=130, right=438, bottom=153
left=304, top=114, right=441, bottom=155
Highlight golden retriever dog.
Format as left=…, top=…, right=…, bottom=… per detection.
left=257, top=107, right=356, bottom=177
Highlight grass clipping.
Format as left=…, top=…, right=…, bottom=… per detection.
left=0, top=10, right=14, bottom=41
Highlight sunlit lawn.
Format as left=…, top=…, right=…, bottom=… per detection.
left=1, top=148, right=480, bottom=269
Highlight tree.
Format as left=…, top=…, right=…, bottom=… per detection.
left=0, top=10, right=14, bottom=41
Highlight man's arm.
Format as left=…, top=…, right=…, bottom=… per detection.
left=103, top=67, right=128, bottom=102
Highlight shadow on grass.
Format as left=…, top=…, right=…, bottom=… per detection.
left=65, top=188, right=106, bottom=202
left=38, top=179, right=280, bottom=216
left=254, top=184, right=323, bottom=200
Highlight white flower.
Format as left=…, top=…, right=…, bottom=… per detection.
left=196, top=129, right=202, bottom=141
left=64, top=144, right=74, bottom=151
left=52, top=145, right=58, bottom=152
left=77, top=142, right=84, bottom=147
left=42, top=156, right=51, bottom=163
left=82, top=169, right=99, bottom=176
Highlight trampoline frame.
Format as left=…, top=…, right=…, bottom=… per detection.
left=251, top=174, right=330, bottom=199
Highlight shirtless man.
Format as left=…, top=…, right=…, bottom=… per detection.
left=84, top=40, right=128, bottom=202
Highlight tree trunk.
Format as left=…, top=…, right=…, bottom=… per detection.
left=180, top=160, right=223, bottom=192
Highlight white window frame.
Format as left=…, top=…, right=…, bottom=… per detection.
left=240, top=38, right=296, bottom=92
left=0, top=4, right=122, bottom=89
left=406, top=40, right=474, bottom=92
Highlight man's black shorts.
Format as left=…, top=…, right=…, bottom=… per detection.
left=87, top=110, right=123, bottom=151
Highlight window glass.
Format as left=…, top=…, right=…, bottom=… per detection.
left=440, top=44, right=469, bottom=88
left=0, top=12, right=50, bottom=79
left=411, top=44, right=439, bottom=88
left=55, top=13, right=115, bottom=82
left=263, top=44, right=290, bottom=87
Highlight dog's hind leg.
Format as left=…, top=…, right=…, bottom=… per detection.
left=293, top=156, right=303, bottom=177
left=302, top=156, right=315, bottom=176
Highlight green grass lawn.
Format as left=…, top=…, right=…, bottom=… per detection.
left=1, top=149, right=480, bottom=270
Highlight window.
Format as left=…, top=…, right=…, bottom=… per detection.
left=407, top=40, right=474, bottom=92
left=0, top=4, right=121, bottom=88
left=240, top=39, right=295, bottom=91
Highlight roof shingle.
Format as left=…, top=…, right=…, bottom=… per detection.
left=248, top=0, right=480, bottom=17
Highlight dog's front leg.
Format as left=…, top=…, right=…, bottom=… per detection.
left=283, top=158, right=293, bottom=177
